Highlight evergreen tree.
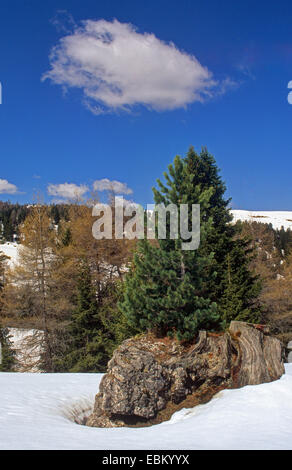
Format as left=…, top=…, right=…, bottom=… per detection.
left=120, top=240, right=218, bottom=340
left=56, top=277, right=135, bottom=372
left=0, top=252, right=15, bottom=371
left=95, top=282, right=138, bottom=358
left=59, top=262, right=110, bottom=372
left=120, top=146, right=261, bottom=340
left=61, top=227, right=72, bottom=247
left=181, top=147, right=261, bottom=323
left=155, top=146, right=261, bottom=324
left=0, top=202, right=30, bottom=242
left=0, top=327, right=15, bottom=372
left=50, top=205, right=60, bottom=225
left=219, top=245, right=261, bottom=326
left=120, top=152, right=220, bottom=340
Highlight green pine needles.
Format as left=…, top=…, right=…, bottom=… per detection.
left=120, top=147, right=261, bottom=340
left=0, top=327, right=15, bottom=372
left=120, top=240, right=219, bottom=340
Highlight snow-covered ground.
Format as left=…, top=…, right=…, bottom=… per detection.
left=0, top=242, right=20, bottom=268
left=1, top=365, right=292, bottom=450
left=231, top=210, right=292, bottom=231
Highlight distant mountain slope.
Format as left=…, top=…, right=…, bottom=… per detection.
left=231, top=210, right=292, bottom=231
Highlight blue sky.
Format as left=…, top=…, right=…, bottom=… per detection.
left=0, top=0, right=292, bottom=209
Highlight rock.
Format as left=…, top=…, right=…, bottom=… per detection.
left=288, top=351, right=292, bottom=363
left=287, top=341, right=292, bottom=351
left=87, top=322, right=285, bottom=428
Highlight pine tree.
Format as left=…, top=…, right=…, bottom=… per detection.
left=120, top=152, right=220, bottom=340
left=181, top=147, right=261, bottom=323
left=120, top=240, right=218, bottom=340
left=61, top=226, right=72, bottom=247
left=95, top=281, right=138, bottom=358
left=219, top=245, right=261, bottom=326
left=0, top=252, right=15, bottom=371
left=57, top=275, right=136, bottom=372
left=120, top=146, right=261, bottom=340
left=0, top=327, right=15, bottom=372
left=59, top=262, right=109, bottom=372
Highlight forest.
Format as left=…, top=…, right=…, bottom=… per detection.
left=1, top=148, right=292, bottom=372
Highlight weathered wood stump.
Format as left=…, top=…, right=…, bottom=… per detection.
left=87, top=321, right=285, bottom=428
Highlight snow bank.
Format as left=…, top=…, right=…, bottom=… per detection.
left=0, top=242, right=20, bottom=268
left=0, top=365, right=292, bottom=450
left=231, top=210, right=292, bottom=231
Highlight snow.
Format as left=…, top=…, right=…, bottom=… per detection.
left=7, top=328, right=44, bottom=372
left=231, top=210, right=292, bottom=231
left=0, top=242, right=20, bottom=268
left=1, top=365, right=292, bottom=450
left=0, top=211, right=292, bottom=272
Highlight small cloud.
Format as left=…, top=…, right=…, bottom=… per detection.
left=235, top=47, right=258, bottom=82
left=47, top=182, right=89, bottom=200
left=114, top=195, right=137, bottom=209
left=0, top=179, right=18, bottom=194
left=50, top=10, right=76, bottom=34
left=93, top=178, right=133, bottom=195
left=236, top=63, right=255, bottom=80
left=217, top=77, right=239, bottom=96
left=42, top=19, right=229, bottom=114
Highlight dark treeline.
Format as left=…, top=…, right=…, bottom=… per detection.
left=0, top=202, right=29, bottom=242
left=2, top=201, right=292, bottom=255
left=0, top=202, right=70, bottom=242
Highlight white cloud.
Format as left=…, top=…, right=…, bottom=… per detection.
left=50, top=10, right=76, bottom=34
left=0, top=179, right=18, bottom=194
left=114, top=195, right=137, bottom=208
left=43, top=19, right=220, bottom=113
left=47, top=182, right=89, bottom=200
left=93, top=178, right=133, bottom=195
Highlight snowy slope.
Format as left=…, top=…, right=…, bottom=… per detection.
left=0, top=242, right=20, bottom=268
left=0, top=211, right=291, bottom=271
left=231, top=210, right=292, bottom=231
left=0, top=365, right=292, bottom=450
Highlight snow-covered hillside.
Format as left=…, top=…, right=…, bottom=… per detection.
left=0, top=211, right=292, bottom=268
left=0, top=365, right=292, bottom=450
left=231, top=210, right=292, bottom=231
left=0, top=242, right=20, bottom=268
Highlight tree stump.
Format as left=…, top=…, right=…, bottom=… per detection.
left=87, top=321, right=285, bottom=428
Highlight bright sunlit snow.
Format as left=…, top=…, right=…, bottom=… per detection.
left=0, top=242, right=20, bottom=268
left=0, top=365, right=292, bottom=450
left=231, top=210, right=292, bottom=231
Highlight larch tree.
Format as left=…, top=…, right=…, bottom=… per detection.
left=53, top=201, right=136, bottom=371
left=11, top=205, right=56, bottom=371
